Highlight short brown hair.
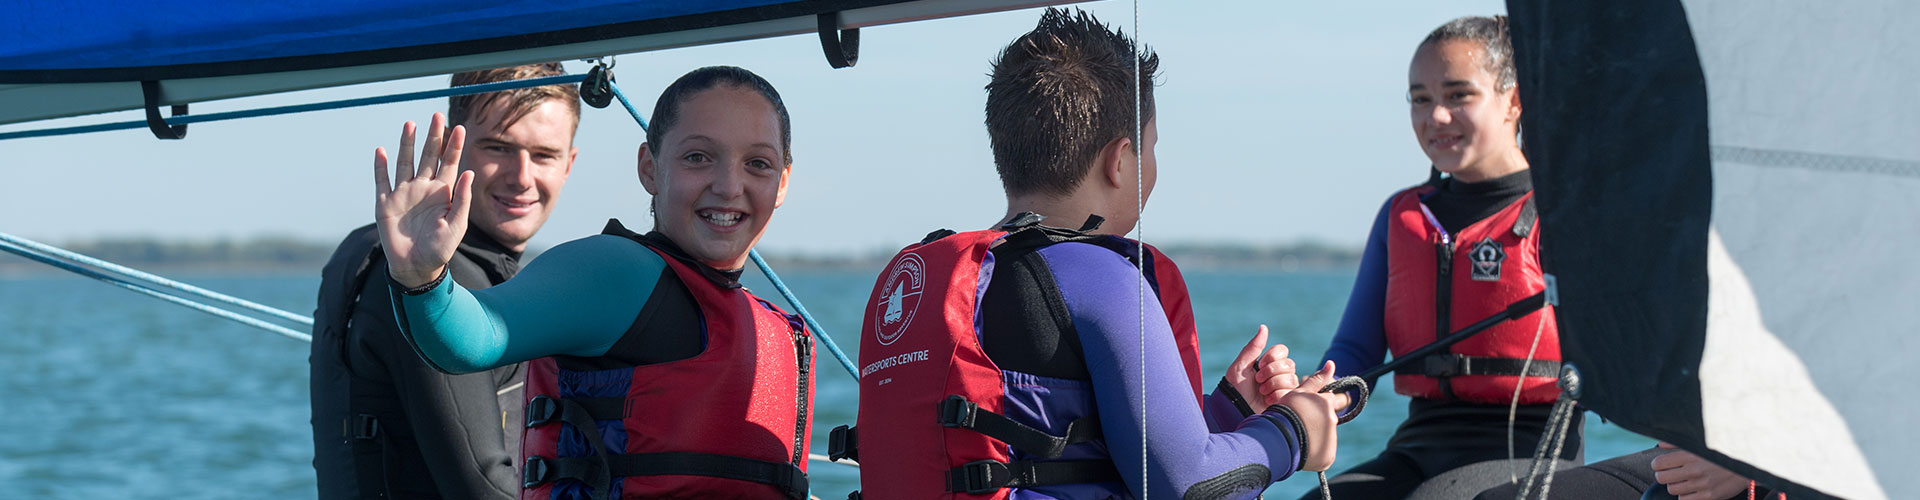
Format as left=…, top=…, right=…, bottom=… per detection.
left=447, top=63, right=581, bottom=135
left=985, top=8, right=1157, bottom=198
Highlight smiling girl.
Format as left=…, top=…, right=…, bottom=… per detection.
left=371, top=66, right=817, bottom=500
left=1305, top=16, right=1579, bottom=499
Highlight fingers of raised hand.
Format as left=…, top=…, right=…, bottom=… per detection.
left=375, top=147, right=392, bottom=196
left=440, top=125, right=467, bottom=177
left=395, top=120, right=419, bottom=182
left=418, top=113, right=448, bottom=180
left=449, top=170, right=475, bottom=224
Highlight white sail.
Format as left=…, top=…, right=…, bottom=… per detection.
left=1689, top=2, right=1920, bottom=498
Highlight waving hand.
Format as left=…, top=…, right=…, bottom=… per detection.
left=374, top=113, right=472, bottom=288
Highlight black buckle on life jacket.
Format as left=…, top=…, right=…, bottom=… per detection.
left=1424, top=353, right=1468, bottom=378
left=522, top=456, right=550, bottom=489
left=828, top=425, right=858, bottom=462
left=937, top=395, right=978, bottom=428
left=525, top=395, right=559, bottom=427
left=342, top=413, right=381, bottom=440
left=950, top=460, right=1012, bottom=494
left=1418, top=353, right=1562, bottom=378
left=946, top=459, right=1125, bottom=494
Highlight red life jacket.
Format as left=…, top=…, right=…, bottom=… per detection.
left=519, top=240, right=815, bottom=500
left=1383, top=186, right=1560, bottom=404
left=834, top=221, right=1204, bottom=499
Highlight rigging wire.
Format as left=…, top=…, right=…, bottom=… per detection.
left=0, top=231, right=314, bottom=326
left=0, top=237, right=312, bottom=342
left=1132, top=0, right=1148, bottom=496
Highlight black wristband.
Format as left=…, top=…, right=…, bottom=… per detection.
left=392, top=268, right=448, bottom=296
left=1217, top=377, right=1256, bottom=418
left=1265, top=404, right=1310, bottom=472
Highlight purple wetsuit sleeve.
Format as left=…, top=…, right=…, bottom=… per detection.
left=1042, top=244, right=1306, bottom=499
left=1321, top=197, right=1394, bottom=380
left=1203, top=389, right=1250, bottom=433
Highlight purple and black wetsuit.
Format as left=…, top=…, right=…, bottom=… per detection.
left=981, top=238, right=1310, bottom=499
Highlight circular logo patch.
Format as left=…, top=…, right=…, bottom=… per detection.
left=874, top=253, right=926, bottom=346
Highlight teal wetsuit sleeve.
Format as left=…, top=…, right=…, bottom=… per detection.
left=393, top=234, right=666, bottom=374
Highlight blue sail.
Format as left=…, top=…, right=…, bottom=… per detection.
left=0, top=0, right=1069, bottom=126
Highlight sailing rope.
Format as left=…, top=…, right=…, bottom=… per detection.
left=1513, top=366, right=1580, bottom=500
left=598, top=70, right=861, bottom=383
left=1508, top=299, right=1555, bottom=481
left=0, top=231, right=314, bottom=341
left=0, top=74, right=587, bottom=141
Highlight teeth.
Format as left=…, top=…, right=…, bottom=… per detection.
left=702, top=211, right=742, bottom=226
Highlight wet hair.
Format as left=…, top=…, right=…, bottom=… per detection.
left=985, top=7, right=1158, bottom=198
left=1420, top=16, right=1515, bottom=92
left=645, top=66, right=793, bottom=165
left=448, top=62, right=581, bottom=135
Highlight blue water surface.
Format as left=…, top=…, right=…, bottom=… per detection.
left=0, top=267, right=1651, bottom=498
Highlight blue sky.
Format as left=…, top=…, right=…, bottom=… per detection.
left=0, top=0, right=1504, bottom=254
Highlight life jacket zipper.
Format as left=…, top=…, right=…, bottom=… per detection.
left=791, top=323, right=813, bottom=466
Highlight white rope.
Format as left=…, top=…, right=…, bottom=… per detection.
left=1507, top=299, right=1554, bottom=482
left=1132, top=0, right=1148, bottom=497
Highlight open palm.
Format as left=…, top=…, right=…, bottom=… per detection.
left=373, top=113, right=472, bottom=288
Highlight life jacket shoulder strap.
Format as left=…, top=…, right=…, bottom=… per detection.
left=935, top=395, right=1101, bottom=460
left=1513, top=196, right=1539, bottom=238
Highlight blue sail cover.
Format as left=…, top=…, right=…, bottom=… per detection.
left=0, top=0, right=1067, bottom=126
left=1, top=1, right=871, bottom=82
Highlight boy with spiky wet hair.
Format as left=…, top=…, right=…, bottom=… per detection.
left=847, top=8, right=1346, bottom=499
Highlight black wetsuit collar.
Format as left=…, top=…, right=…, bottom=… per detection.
left=1440, top=169, right=1532, bottom=198
left=638, top=230, right=745, bottom=288
left=1424, top=169, right=1534, bottom=234
left=600, top=219, right=744, bottom=288
left=455, top=226, right=522, bottom=284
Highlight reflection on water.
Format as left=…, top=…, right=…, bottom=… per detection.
left=0, top=268, right=1649, bottom=498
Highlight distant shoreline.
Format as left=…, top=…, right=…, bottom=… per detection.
left=0, top=237, right=1361, bottom=276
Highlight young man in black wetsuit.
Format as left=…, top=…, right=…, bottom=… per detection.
left=310, top=63, right=579, bottom=499
left=1305, top=16, right=1581, bottom=499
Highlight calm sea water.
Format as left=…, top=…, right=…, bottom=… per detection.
left=0, top=267, right=1651, bottom=498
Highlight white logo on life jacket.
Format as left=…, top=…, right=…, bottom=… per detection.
left=875, top=253, right=925, bottom=345
left=1469, top=237, right=1505, bottom=282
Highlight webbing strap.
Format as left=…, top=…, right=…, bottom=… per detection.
left=524, top=395, right=627, bottom=427
left=527, top=452, right=809, bottom=500
left=525, top=398, right=614, bottom=500
left=947, top=459, right=1122, bottom=494
left=1409, top=355, right=1563, bottom=378
left=522, top=395, right=808, bottom=499
left=938, top=395, right=1102, bottom=459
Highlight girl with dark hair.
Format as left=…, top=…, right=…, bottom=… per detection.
left=1302, top=15, right=1580, bottom=499
left=369, top=66, right=817, bottom=500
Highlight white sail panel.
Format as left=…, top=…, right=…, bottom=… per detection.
left=1685, top=0, right=1920, bottom=498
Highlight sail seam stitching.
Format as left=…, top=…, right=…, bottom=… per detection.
left=1712, top=145, right=1920, bottom=179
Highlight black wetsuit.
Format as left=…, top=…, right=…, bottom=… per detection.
left=1304, top=170, right=1584, bottom=500
left=1474, top=447, right=1784, bottom=500
left=309, top=224, right=526, bottom=499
